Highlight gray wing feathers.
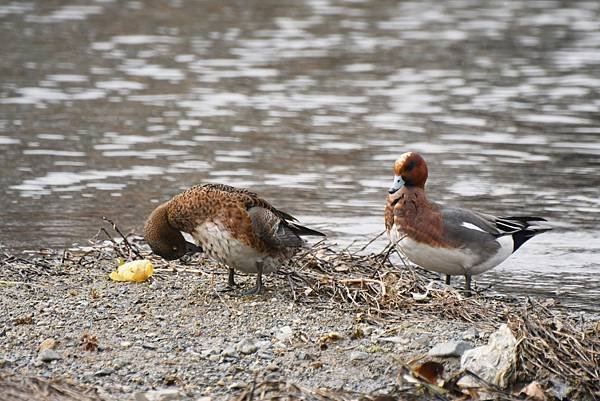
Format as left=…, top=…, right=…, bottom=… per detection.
left=248, top=207, right=304, bottom=249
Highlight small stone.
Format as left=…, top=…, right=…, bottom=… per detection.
left=462, top=328, right=479, bottom=340
left=255, top=340, right=271, bottom=350
left=235, top=339, right=257, bottom=355
left=265, top=372, right=280, bottom=381
left=275, top=326, right=293, bottom=342
left=266, top=362, right=279, bottom=371
left=221, top=346, right=238, bottom=358
left=196, top=397, right=213, bottom=401
left=257, top=351, right=274, bottom=360
left=208, top=354, right=220, bottom=362
left=142, top=343, right=157, bottom=350
left=134, top=389, right=181, bottom=401
left=229, top=382, right=246, bottom=390
left=216, top=378, right=225, bottom=386
left=38, top=338, right=56, bottom=352
left=120, top=341, right=133, bottom=348
left=94, top=367, right=114, bottom=377
left=428, top=341, right=473, bottom=357
left=377, top=336, right=410, bottom=345
left=38, top=348, right=61, bottom=362
left=349, top=351, right=369, bottom=361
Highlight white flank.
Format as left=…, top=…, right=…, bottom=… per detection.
left=461, top=222, right=487, bottom=233
left=388, top=224, right=514, bottom=276
left=193, top=221, right=279, bottom=274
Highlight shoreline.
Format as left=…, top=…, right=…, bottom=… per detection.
left=0, top=235, right=598, bottom=401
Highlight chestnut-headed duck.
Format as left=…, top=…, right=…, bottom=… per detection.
left=144, top=184, right=325, bottom=294
left=385, top=152, right=550, bottom=293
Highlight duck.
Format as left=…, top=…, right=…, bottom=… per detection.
left=144, top=183, right=325, bottom=294
left=384, top=152, right=551, bottom=293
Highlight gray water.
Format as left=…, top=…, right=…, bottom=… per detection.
left=1, top=0, right=599, bottom=312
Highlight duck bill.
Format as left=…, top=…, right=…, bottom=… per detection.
left=388, top=175, right=404, bottom=194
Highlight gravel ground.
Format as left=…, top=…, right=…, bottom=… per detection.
left=0, top=250, right=491, bottom=401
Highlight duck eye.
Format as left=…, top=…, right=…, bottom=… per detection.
left=172, top=246, right=178, bottom=251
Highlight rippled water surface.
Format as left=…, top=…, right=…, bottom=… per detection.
left=1, top=0, right=599, bottom=311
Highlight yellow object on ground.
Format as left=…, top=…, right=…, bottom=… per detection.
left=109, top=260, right=153, bottom=282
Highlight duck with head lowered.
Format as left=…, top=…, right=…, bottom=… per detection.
left=385, top=152, right=551, bottom=293
left=144, top=183, right=325, bottom=294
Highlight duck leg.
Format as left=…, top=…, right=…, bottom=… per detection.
left=445, top=275, right=451, bottom=285
left=228, top=268, right=236, bottom=287
left=464, top=274, right=472, bottom=296
left=241, top=263, right=263, bottom=296
left=217, top=267, right=237, bottom=292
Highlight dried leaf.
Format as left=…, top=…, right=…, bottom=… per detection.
left=318, top=332, right=344, bottom=350
left=413, top=361, right=444, bottom=385
left=520, top=381, right=545, bottom=401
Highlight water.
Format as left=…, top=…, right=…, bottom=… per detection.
left=1, top=0, right=599, bottom=312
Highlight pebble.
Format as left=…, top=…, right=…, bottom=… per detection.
left=229, top=382, right=246, bottom=390
left=255, top=340, right=272, bottom=350
left=377, top=336, right=410, bottom=345
left=196, top=397, right=213, bottom=401
left=428, top=340, right=473, bottom=358
left=38, top=338, right=56, bottom=352
left=222, top=346, right=238, bottom=358
left=120, top=341, right=133, bottom=348
left=267, top=362, right=279, bottom=371
left=462, top=328, right=479, bottom=341
left=134, top=389, right=181, bottom=401
left=257, top=351, right=274, bottom=360
left=349, top=351, right=370, bottom=361
left=235, top=339, right=258, bottom=355
left=142, top=343, right=157, bottom=350
left=208, top=354, right=220, bottom=362
left=38, top=348, right=61, bottom=362
left=94, top=367, right=114, bottom=377
left=275, top=326, right=293, bottom=342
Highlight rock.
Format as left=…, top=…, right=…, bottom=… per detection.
left=459, top=324, right=517, bottom=389
left=208, top=354, right=220, bottom=362
left=221, top=346, right=238, bottom=358
left=142, top=342, right=157, bottom=350
left=196, top=397, right=213, bottom=401
left=120, top=341, right=133, bottom=348
left=235, top=339, right=257, bottom=355
left=462, top=327, right=479, bottom=340
left=38, top=338, right=56, bottom=352
left=267, top=362, right=279, bottom=371
left=275, top=326, right=293, bottom=342
left=377, top=336, right=410, bottom=345
left=135, top=389, right=181, bottom=401
left=349, top=351, right=369, bottom=361
left=255, top=340, right=271, bottom=350
left=257, top=351, right=274, bottom=360
left=94, top=367, right=114, bottom=376
left=38, top=348, right=61, bottom=362
left=428, top=341, right=472, bottom=357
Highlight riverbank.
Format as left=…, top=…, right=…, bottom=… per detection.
left=1, top=230, right=598, bottom=401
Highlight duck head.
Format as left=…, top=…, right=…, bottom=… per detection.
left=388, top=152, right=428, bottom=194
left=144, top=202, right=188, bottom=260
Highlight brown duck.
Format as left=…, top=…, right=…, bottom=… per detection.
left=144, top=184, right=325, bottom=294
